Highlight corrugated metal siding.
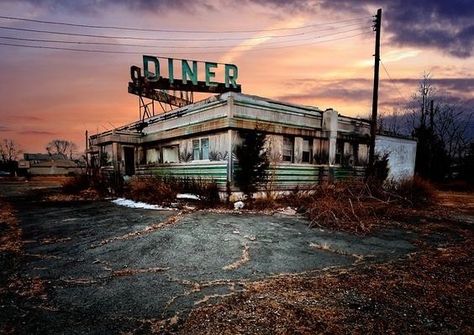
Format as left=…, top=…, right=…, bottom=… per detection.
left=333, top=166, right=365, bottom=180
left=266, top=164, right=323, bottom=189
left=136, top=161, right=228, bottom=187
left=136, top=162, right=366, bottom=191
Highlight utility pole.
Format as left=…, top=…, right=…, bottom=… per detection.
left=368, top=8, right=382, bottom=168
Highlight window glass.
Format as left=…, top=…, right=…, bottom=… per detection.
left=192, top=140, right=200, bottom=160
left=163, top=146, right=179, bottom=163
left=302, top=138, right=312, bottom=163
left=201, top=138, right=209, bottom=160
left=283, top=137, right=294, bottom=162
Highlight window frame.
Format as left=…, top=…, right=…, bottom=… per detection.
left=192, top=137, right=210, bottom=161
left=282, top=136, right=294, bottom=163
left=302, top=137, right=313, bottom=164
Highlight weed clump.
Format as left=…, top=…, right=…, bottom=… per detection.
left=177, top=177, right=220, bottom=205
left=386, top=176, right=438, bottom=207
left=125, top=176, right=220, bottom=207
left=292, top=176, right=438, bottom=233
left=126, top=176, right=178, bottom=206
left=61, top=174, right=89, bottom=194
left=305, top=180, right=379, bottom=233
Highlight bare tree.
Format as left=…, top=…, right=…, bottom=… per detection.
left=0, top=139, right=20, bottom=163
left=46, top=139, right=78, bottom=159
left=433, top=101, right=472, bottom=161
left=379, top=73, right=472, bottom=180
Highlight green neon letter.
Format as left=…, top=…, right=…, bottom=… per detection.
left=168, top=58, right=174, bottom=84
left=182, top=60, right=198, bottom=85
left=205, top=62, right=218, bottom=87
left=143, top=55, right=160, bottom=82
left=225, top=64, right=238, bottom=88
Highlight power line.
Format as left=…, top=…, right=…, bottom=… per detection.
left=0, top=14, right=370, bottom=33
left=380, top=60, right=408, bottom=102
left=0, top=31, right=372, bottom=58
left=0, top=21, right=370, bottom=42
left=0, top=26, right=369, bottom=50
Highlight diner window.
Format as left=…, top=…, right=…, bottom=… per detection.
left=283, top=137, right=294, bottom=162
left=201, top=138, right=209, bottom=160
left=162, top=145, right=179, bottom=163
left=192, top=140, right=200, bottom=160
left=192, top=137, right=210, bottom=160
left=302, top=138, right=312, bottom=163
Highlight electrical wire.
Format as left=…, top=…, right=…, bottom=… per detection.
left=381, top=60, right=408, bottom=101
left=0, top=31, right=372, bottom=59
left=0, top=26, right=370, bottom=50
left=0, top=21, right=371, bottom=42
left=0, top=14, right=371, bottom=33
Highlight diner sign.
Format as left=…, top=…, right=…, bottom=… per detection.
left=130, top=55, right=241, bottom=93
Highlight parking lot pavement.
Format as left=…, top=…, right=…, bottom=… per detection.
left=8, top=198, right=417, bottom=334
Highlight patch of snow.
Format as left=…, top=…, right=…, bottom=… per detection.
left=234, top=201, right=245, bottom=210
left=176, top=193, right=201, bottom=200
left=111, top=198, right=174, bottom=211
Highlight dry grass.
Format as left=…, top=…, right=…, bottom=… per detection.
left=304, top=181, right=381, bottom=234
left=61, top=174, right=89, bottom=194
left=0, top=199, right=22, bottom=253
left=125, top=176, right=220, bottom=207
left=386, top=175, right=438, bottom=208
left=272, top=177, right=440, bottom=234
left=127, top=176, right=178, bottom=206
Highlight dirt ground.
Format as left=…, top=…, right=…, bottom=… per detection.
left=0, top=179, right=473, bottom=334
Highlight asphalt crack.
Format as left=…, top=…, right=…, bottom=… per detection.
left=90, top=211, right=185, bottom=248
left=223, top=243, right=250, bottom=270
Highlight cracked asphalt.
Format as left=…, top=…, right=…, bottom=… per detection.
left=3, top=188, right=422, bottom=334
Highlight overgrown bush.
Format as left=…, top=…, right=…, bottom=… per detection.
left=178, top=177, right=220, bottom=205
left=293, top=176, right=437, bottom=233
left=387, top=176, right=438, bottom=208
left=250, top=196, right=279, bottom=210
left=366, top=153, right=390, bottom=187
left=62, top=174, right=89, bottom=194
left=126, top=176, right=178, bottom=205
left=125, top=176, right=220, bottom=207
left=305, top=180, right=380, bottom=233
left=278, top=187, right=312, bottom=211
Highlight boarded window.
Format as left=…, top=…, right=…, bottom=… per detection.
left=283, top=137, right=294, bottom=162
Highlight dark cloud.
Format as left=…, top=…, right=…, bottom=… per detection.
left=319, top=0, right=474, bottom=58
left=9, top=0, right=211, bottom=14
left=391, top=78, right=474, bottom=92
left=10, top=0, right=474, bottom=57
left=251, top=0, right=474, bottom=58
left=249, top=0, right=318, bottom=12
left=277, top=77, right=474, bottom=112
left=0, top=125, right=12, bottom=132
left=278, top=79, right=372, bottom=103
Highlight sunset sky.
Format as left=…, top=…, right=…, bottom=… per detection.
left=0, top=0, right=473, bottom=154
